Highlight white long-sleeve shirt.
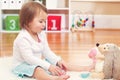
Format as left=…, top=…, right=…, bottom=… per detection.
left=13, top=29, right=61, bottom=71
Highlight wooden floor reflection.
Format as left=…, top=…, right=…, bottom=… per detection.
left=1, top=29, right=120, bottom=64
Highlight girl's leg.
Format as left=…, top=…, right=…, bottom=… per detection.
left=32, top=67, right=69, bottom=80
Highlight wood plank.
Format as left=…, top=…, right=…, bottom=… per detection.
left=1, top=30, right=120, bottom=64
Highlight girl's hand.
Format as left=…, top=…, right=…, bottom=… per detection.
left=57, top=60, right=68, bottom=72
left=48, top=65, right=63, bottom=76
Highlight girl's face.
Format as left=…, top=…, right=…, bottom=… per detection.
left=28, top=10, right=47, bottom=33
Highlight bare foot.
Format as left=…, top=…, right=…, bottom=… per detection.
left=54, top=75, right=70, bottom=80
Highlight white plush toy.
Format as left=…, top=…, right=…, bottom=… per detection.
left=97, top=43, right=120, bottom=80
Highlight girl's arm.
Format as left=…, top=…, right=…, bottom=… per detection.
left=41, top=32, right=61, bottom=65
left=67, top=62, right=95, bottom=72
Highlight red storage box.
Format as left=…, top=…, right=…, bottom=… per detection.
left=47, top=15, right=61, bottom=31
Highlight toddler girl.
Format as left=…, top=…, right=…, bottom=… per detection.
left=12, top=1, right=69, bottom=80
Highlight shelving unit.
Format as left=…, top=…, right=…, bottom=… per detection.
left=0, top=0, right=70, bottom=33
left=0, top=9, right=2, bottom=33
left=0, top=0, right=29, bottom=33
left=70, top=1, right=95, bottom=32
left=70, top=0, right=120, bottom=31
left=1, top=0, right=119, bottom=33
left=46, top=0, right=69, bottom=32
left=1, top=10, right=20, bottom=33
left=71, top=0, right=120, bottom=2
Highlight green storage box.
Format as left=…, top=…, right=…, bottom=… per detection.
left=5, top=15, right=20, bottom=31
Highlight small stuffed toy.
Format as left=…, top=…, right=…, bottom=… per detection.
left=88, top=48, right=97, bottom=64
left=97, top=43, right=120, bottom=80
left=88, top=45, right=105, bottom=79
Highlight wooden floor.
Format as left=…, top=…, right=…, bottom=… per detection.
left=0, top=29, right=120, bottom=65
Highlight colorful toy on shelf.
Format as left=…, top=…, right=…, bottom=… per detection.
left=71, top=11, right=95, bottom=32
left=71, top=15, right=75, bottom=28
left=76, top=21, right=81, bottom=27
left=92, top=15, right=95, bottom=28
left=75, top=17, right=89, bottom=28
left=71, top=15, right=76, bottom=32
left=86, top=18, right=89, bottom=21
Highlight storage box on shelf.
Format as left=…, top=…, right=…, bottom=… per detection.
left=0, top=0, right=28, bottom=33
left=0, top=0, right=70, bottom=33
left=47, top=9, right=69, bottom=32
left=46, top=0, right=70, bottom=32
left=3, top=14, right=20, bottom=31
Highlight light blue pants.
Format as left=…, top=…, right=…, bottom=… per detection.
left=12, top=62, right=38, bottom=78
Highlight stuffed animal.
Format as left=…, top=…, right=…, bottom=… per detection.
left=97, top=43, right=120, bottom=80
left=88, top=47, right=105, bottom=79
left=88, top=48, right=97, bottom=64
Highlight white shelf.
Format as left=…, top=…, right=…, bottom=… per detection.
left=0, top=0, right=70, bottom=33
left=0, top=9, right=2, bottom=32
left=45, top=30, right=70, bottom=33
left=1, top=8, right=21, bottom=10
left=46, top=0, right=69, bottom=9
left=71, top=0, right=120, bottom=2
left=1, top=30, right=20, bottom=33
left=71, top=27, right=93, bottom=32
left=48, top=8, right=69, bottom=10
left=1, top=29, right=70, bottom=33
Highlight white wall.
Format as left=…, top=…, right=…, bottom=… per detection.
left=95, top=15, right=120, bottom=29
left=46, top=0, right=66, bottom=9
left=0, top=6, right=1, bottom=32
left=57, top=0, right=65, bottom=8
left=46, top=0, right=58, bottom=9
left=70, top=1, right=120, bottom=29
